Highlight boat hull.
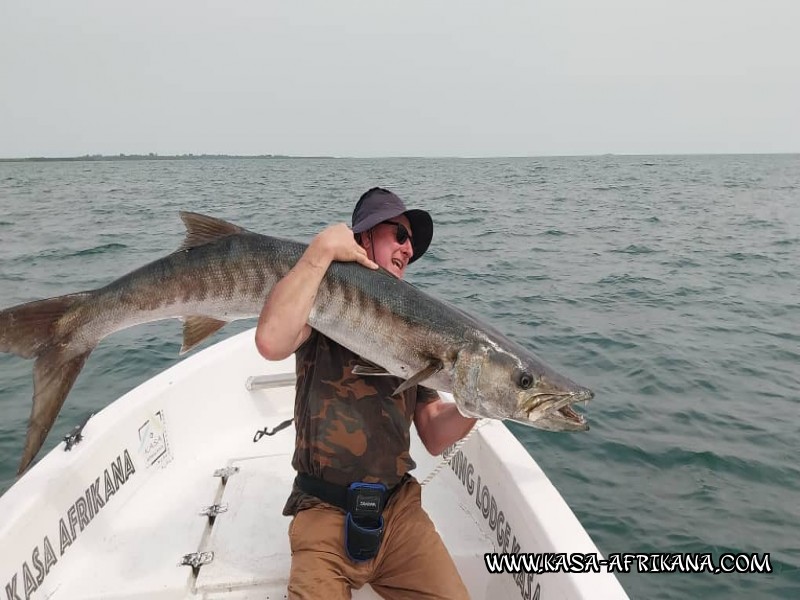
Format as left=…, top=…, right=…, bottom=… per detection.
left=0, top=329, right=627, bottom=599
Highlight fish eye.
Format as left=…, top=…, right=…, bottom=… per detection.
left=517, top=371, right=533, bottom=389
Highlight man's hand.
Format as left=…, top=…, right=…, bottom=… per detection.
left=305, top=223, right=379, bottom=270
left=256, top=222, right=378, bottom=361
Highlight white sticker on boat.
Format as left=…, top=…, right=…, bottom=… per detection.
left=138, top=410, right=172, bottom=469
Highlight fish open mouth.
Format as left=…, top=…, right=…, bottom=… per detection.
left=540, top=392, right=590, bottom=430
left=555, top=402, right=587, bottom=427
left=521, top=390, right=592, bottom=432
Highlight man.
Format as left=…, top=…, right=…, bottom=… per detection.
left=255, top=187, right=476, bottom=599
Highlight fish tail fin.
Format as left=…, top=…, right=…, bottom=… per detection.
left=19, top=347, right=93, bottom=474
left=0, top=293, right=95, bottom=474
left=0, top=293, right=90, bottom=358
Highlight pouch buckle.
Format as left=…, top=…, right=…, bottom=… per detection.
left=347, top=482, right=386, bottom=517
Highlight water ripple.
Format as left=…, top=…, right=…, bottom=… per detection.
left=1, top=155, right=799, bottom=600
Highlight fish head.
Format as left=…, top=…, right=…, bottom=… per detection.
left=452, top=340, right=592, bottom=432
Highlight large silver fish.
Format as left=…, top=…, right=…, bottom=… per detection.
left=0, top=212, right=592, bottom=474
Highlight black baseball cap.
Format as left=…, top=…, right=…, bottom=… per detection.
left=351, top=187, right=433, bottom=264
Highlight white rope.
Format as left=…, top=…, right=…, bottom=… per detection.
left=420, top=419, right=488, bottom=486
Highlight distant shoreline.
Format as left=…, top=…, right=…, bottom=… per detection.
left=0, top=154, right=334, bottom=163
left=0, top=152, right=796, bottom=163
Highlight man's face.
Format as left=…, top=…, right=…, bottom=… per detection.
left=365, top=214, right=414, bottom=278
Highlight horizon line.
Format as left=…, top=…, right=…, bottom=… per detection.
left=1, top=151, right=798, bottom=162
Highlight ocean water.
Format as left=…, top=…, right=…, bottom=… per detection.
left=0, top=155, right=798, bottom=598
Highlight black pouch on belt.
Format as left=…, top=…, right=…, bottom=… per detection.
left=345, top=482, right=387, bottom=561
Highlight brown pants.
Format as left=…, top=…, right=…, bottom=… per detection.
left=287, top=479, right=469, bottom=600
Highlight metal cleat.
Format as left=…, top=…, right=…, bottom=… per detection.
left=63, top=413, right=94, bottom=451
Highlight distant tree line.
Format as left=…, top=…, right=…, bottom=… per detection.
left=0, top=153, right=333, bottom=162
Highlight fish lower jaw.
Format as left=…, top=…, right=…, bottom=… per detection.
left=524, top=396, right=590, bottom=430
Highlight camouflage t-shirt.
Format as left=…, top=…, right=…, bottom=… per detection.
left=282, top=329, right=439, bottom=515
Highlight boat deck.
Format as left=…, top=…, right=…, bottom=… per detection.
left=40, top=419, right=492, bottom=598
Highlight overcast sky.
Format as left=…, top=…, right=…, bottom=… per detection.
left=1, top=0, right=798, bottom=158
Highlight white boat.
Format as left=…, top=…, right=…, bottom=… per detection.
left=0, top=328, right=629, bottom=600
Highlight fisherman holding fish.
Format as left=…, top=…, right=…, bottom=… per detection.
left=3, top=187, right=592, bottom=592
left=256, top=188, right=475, bottom=599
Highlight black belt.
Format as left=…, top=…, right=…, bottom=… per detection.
left=295, top=473, right=401, bottom=513
left=295, top=473, right=405, bottom=562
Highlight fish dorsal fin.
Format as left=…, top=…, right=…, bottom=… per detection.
left=180, top=316, right=228, bottom=354
left=393, top=360, right=443, bottom=396
left=178, top=212, right=245, bottom=251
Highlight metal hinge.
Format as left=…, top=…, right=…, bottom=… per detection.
left=213, top=466, right=240, bottom=481
left=180, top=551, right=214, bottom=574
left=200, top=503, right=229, bottom=519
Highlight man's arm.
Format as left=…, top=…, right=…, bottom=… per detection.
left=255, top=223, right=378, bottom=361
left=414, top=398, right=478, bottom=456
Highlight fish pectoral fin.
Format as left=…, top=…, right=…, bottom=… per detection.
left=180, top=316, right=228, bottom=354
left=178, top=212, right=246, bottom=251
left=351, top=359, right=392, bottom=376
left=392, top=360, right=443, bottom=396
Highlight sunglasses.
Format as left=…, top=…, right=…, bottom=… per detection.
left=383, top=221, right=413, bottom=246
